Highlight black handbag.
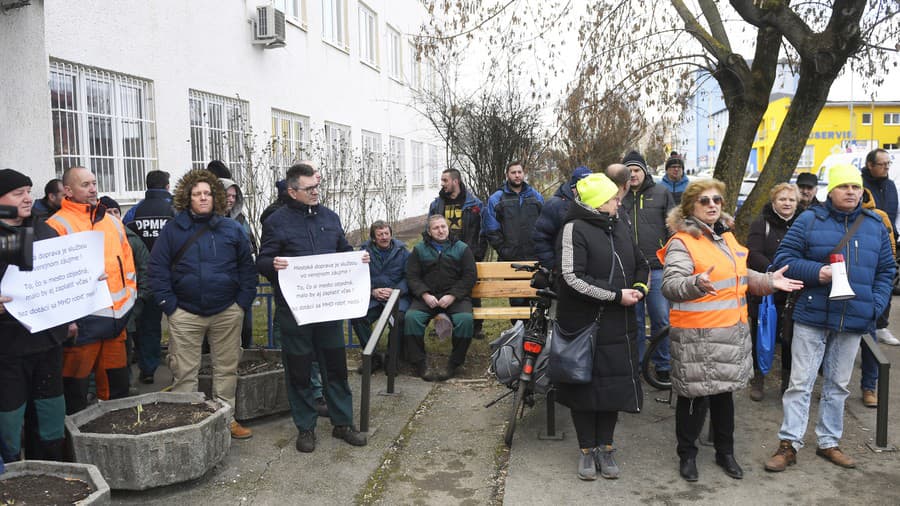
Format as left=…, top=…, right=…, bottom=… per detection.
left=548, top=319, right=596, bottom=384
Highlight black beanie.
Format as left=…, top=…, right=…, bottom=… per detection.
left=0, top=169, right=33, bottom=197
left=206, top=160, right=232, bottom=179
left=99, top=195, right=120, bottom=210
left=622, top=150, right=648, bottom=174
left=665, top=152, right=683, bottom=169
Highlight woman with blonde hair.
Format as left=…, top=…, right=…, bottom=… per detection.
left=659, top=179, right=802, bottom=482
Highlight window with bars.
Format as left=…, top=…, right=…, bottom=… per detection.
left=428, top=144, right=442, bottom=186
left=49, top=59, right=158, bottom=198
left=188, top=90, right=249, bottom=179
left=271, top=109, right=311, bottom=175
left=324, top=121, right=352, bottom=172
left=358, top=3, right=378, bottom=67
left=322, top=0, right=348, bottom=50
left=275, top=0, right=307, bottom=27
left=411, top=141, right=424, bottom=186
left=389, top=136, right=405, bottom=184
left=361, top=130, right=382, bottom=171
left=387, top=26, right=403, bottom=81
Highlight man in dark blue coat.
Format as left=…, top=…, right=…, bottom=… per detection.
left=351, top=220, right=410, bottom=371
left=147, top=169, right=257, bottom=439
left=123, top=170, right=175, bottom=384
left=257, top=162, right=368, bottom=453
left=532, top=166, right=592, bottom=268
left=482, top=161, right=544, bottom=262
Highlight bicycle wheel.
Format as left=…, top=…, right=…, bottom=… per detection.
left=504, top=384, right=526, bottom=447
left=642, top=326, right=672, bottom=390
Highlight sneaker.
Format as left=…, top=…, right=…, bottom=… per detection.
left=765, top=440, right=796, bottom=472
left=332, top=425, right=367, bottom=446
left=139, top=372, right=155, bottom=385
left=749, top=373, right=764, bottom=402
left=577, top=450, right=597, bottom=481
left=876, top=328, right=900, bottom=346
left=593, top=445, right=619, bottom=479
left=230, top=421, right=253, bottom=439
left=315, top=397, right=330, bottom=418
left=815, top=446, right=855, bottom=468
left=862, top=389, right=878, bottom=408
left=296, top=429, right=316, bottom=453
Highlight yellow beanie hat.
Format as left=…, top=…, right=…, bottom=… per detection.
left=577, top=173, right=619, bottom=209
left=827, top=163, right=863, bottom=194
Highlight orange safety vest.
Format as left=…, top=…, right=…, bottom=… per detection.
left=657, top=231, right=748, bottom=329
left=46, top=199, right=137, bottom=323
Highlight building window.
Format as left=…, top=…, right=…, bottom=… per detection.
left=861, top=112, right=872, bottom=125
left=49, top=59, right=158, bottom=198
left=361, top=130, right=382, bottom=171
left=798, top=145, right=815, bottom=168
left=389, top=136, right=405, bottom=186
left=407, top=42, right=421, bottom=89
left=324, top=121, right=352, bottom=172
left=885, top=112, right=900, bottom=125
left=428, top=144, right=442, bottom=186
left=276, top=0, right=307, bottom=28
left=358, top=3, right=378, bottom=67
left=188, top=90, right=249, bottom=179
left=387, top=26, right=403, bottom=81
left=271, top=109, right=310, bottom=175
left=411, top=141, right=424, bottom=186
left=322, top=0, right=348, bottom=50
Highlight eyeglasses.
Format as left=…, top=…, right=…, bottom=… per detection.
left=698, top=195, right=723, bottom=206
left=291, top=184, right=320, bottom=194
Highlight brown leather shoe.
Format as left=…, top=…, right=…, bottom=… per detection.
left=230, top=421, right=253, bottom=439
left=816, top=447, right=855, bottom=468
left=765, top=440, right=796, bottom=472
left=862, top=389, right=877, bottom=408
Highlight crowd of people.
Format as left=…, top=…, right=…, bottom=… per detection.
left=0, top=147, right=896, bottom=484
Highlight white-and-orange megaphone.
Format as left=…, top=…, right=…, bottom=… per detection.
left=829, top=254, right=856, bottom=301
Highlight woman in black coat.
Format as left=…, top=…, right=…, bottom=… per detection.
left=745, top=182, right=800, bottom=400
left=554, top=173, right=649, bottom=481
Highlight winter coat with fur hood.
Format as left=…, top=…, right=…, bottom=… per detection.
left=660, top=208, right=775, bottom=398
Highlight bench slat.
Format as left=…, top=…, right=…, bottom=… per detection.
left=471, top=281, right=536, bottom=299
left=476, top=262, right=535, bottom=279
left=473, top=307, right=532, bottom=320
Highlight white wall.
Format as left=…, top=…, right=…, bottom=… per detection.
left=31, top=0, right=442, bottom=218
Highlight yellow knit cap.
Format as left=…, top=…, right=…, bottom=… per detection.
left=576, top=173, right=619, bottom=209
left=827, top=163, right=863, bottom=194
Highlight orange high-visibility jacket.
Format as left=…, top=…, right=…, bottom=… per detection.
left=46, top=198, right=137, bottom=344
left=657, top=231, right=748, bottom=329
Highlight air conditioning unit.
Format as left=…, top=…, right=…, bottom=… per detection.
left=253, top=5, right=286, bottom=47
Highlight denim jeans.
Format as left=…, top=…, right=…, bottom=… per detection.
left=778, top=322, right=861, bottom=450
left=635, top=269, right=671, bottom=371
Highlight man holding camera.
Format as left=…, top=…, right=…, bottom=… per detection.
left=0, top=169, right=70, bottom=463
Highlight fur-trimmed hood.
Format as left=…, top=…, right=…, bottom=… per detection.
left=665, top=206, right=734, bottom=238
left=172, top=169, right=227, bottom=214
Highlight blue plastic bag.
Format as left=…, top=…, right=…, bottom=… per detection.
left=756, top=294, right=777, bottom=375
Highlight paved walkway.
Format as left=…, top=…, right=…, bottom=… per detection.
left=107, top=321, right=900, bottom=505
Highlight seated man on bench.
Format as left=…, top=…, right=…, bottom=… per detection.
left=405, top=215, right=477, bottom=381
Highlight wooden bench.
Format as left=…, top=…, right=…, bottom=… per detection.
left=471, top=262, right=537, bottom=321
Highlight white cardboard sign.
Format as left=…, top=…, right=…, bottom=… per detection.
left=277, top=250, right=370, bottom=325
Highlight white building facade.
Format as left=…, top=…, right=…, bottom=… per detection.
left=1, top=0, right=445, bottom=226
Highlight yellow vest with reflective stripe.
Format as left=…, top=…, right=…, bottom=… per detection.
left=661, top=231, right=749, bottom=329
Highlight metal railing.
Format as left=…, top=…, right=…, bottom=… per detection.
left=862, top=333, right=895, bottom=451
left=359, top=289, right=402, bottom=433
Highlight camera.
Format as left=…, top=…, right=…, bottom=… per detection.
left=0, top=205, right=34, bottom=271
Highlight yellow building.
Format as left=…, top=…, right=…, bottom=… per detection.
left=752, top=97, right=900, bottom=173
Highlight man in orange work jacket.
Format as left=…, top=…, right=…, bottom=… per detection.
left=46, top=167, right=137, bottom=414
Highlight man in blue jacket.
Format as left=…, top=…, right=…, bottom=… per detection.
left=351, top=220, right=410, bottom=372
left=532, top=166, right=591, bottom=268
left=765, top=164, right=895, bottom=472
left=147, top=169, right=257, bottom=440
left=482, top=161, right=544, bottom=262
left=257, top=162, right=368, bottom=453
left=660, top=152, right=689, bottom=204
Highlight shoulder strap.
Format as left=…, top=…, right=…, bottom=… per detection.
left=171, top=224, right=209, bottom=269
left=829, top=216, right=864, bottom=256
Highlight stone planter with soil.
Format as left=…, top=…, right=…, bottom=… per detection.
left=0, top=460, right=111, bottom=505
left=65, top=392, right=230, bottom=490
left=198, top=348, right=289, bottom=421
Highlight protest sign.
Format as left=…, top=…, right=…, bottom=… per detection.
left=2, top=231, right=112, bottom=332
left=278, top=250, right=370, bottom=325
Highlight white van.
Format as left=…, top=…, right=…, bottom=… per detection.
left=814, top=149, right=900, bottom=202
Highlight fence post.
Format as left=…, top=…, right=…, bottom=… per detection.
left=538, top=389, right=563, bottom=440
left=862, top=333, right=895, bottom=452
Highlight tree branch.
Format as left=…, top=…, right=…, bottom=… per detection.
left=671, top=0, right=732, bottom=62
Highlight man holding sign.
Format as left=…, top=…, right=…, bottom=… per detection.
left=45, top=167, right=137, bottom=413
left=258, top=162, right=370, bottom=453
left=0, top=169, right=69, bottom=463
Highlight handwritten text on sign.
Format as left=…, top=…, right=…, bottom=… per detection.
left=2, top=231, right=112, bottom=332
left=278, top=250, right=370, bottom=325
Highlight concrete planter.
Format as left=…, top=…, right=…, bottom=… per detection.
left=198, top=348, right=289, bottom=421
left=1, top=460, right=111, bottom=505
left=65, top=392, right=230, bottom=490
